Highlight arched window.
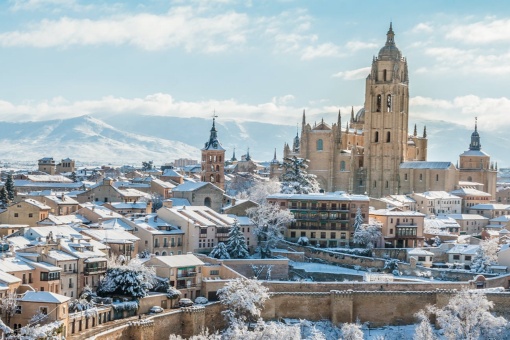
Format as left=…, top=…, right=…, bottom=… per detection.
left=219, top=156, right=222, bottom=162
left=387, top=94, right=392, bottom=112
left=419, top=173, right=423, bottom=181
left=317, top=139, right=323, bottom=151
left=162, top=251, right=167, bottom=256
left=340, top=161, right=346, bottom=171
left=374, top=131, right=379, bottom=143
left=467, top=176, right=472, bottom=182
left=376, top=95, right=382, bottom=112
left=210, top=174, right=215, bottom=182
left=155, top=252, right=159, bottom=256
left=216, top=165, right=220, bottom=171
left=204, top=197, right=211, bottom=207
left=383, top=69, right=387, bottom=81
left=386, top=131, right=391, bottom=143
left=216, top=174, right=220, bottom=182
left=404, top=173, right=408, bottom=181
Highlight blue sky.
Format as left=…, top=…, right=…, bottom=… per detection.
left=0, top=0, right=509, bottom=134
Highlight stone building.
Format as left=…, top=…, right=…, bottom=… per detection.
left=267, top=192, right=369, bottom=247
left=201, top=117, right=225, bottom=190
left=276, top=24, right=495, bottom=198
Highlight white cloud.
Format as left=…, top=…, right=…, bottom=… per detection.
left=446, top=18, right=510, bottom=44
left=410, top=95, right=510, bottom=131
left=331, top=67, right=370, bottom=80
left=301, top=42, right=343, bottom=60
left=0, top=7, right=249, bottom=52
left=411, top=22, right=433, bottom=33
left=345, top=40, right=377, bottom=52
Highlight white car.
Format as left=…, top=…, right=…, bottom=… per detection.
left=149, top=306, right=164, bottom=313
left=178, top=298, right=194, bottom=307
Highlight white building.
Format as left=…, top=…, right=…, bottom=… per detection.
left=410, top=191, right=462, bottom=216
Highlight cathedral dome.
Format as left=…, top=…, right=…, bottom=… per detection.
left=355, top=107, right=365, bottom=122
left=378, top=23, right=401, bottom=60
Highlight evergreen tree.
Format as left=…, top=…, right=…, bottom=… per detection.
left=70, top=171, right=77, bottom=183
left=353, top=207, right=364, bottom=232
left=209, top=242, right=230, bottom=259
left=471, top=239, right=499, bottom=273
left=0, top=187, right=7, bottom=205
left=226, top=220, right=250, bottom=259
left=280, top=156, right=320, bottom=194
left=5, top=173, right=14, bottom=202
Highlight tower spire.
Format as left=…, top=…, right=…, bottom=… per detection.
left=350, top=106, right=354, bottom=123
left=414, top=124, right=417, bottom=136
left=302, top=109, right=306, bottom=126
left=469, top=117, right=481, bottom=151
left=423, top=125, right=427, bottom=138
left=386, top=22, right=395, bottom=45
left=246, top=147, right=251, bottom=161
left=231, top=147, right=237, bottom=162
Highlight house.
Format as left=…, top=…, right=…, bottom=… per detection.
left=150, top=178, right=175, bottom=199
left=469, top=203, right=510, bottom=219
left=38, top=157, right=57, bottom=175
left=222, top=199, right=258, bottom=217
left=103, top=201, right=152, bottom=216
left=370, top=195, right=417, bottom=211
left=446, top=244, right=479, bottom=268
left=75, top=178, right=148, bottom=204
left=11, top=291, right=70, bottom=334
left=129, top=213, right=185, bottom=256
left=447, top=214, right=489, bottom=235
left=0, top=199, right=51, bottom=227
left=35, top=194, right=80, bottom=216
left=407, top=248, right=434, bottom=268
left=267, top=192, right=370, bottom=247
left=424, top=216, right=461, bottom=236
left=80, top=228, right=139, bottom=261
left=369, top=208, right=425, bottom=248
left=409, top=191, right=462, bottom=216
left=160, top=169, right=184, bottom=185
left=14, top=253, right=63, bottom=294
left=171, top=181, right=225, bottom=213
left=450, top=187, right=492, bottom=213
left=75, top=203, right=123, bottom=223
left=144, top=254, right=204, bottom=300
left=0, top=270, right=21, bottom=298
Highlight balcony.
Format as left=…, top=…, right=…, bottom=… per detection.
left=177, top=283, right=197, bottom=289
left=177, top=272, right=197, bottom=278
left=84, top=267, right=107, bottom=275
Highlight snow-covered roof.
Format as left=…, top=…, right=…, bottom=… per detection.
left=460, top=149, right=489, bottom=157
left=107, top=202, right=148, bottom=209
left=6, top=236, right=32, bottom=250
left=169, top=198, right=191, bottom=206
left=90, top=218, right=134, bottom=231
left=43, top=195, right=79, bottom=205
left=0, top=257, right=34, bottom=272
left=151, top=178, right=176, bottom=189
left=370, top=209, right=425, bottom=217
left=20, top=291, right=70, bottom=304
left=267, top=192, right=369, bottom=201
left=412, top=191, right=460, bottom=200
left=14, top=180, right=83, bottom=189
left=490, top=215, right=510, bottom=223
left=162, top=169, right=183, bottom=177
left=78, top=204, right=123, bottom=219
left=0, top=270, right=21, bottom=284
left=169, top=206, right=234, bottom=227
left=81, top=229, right=139, bottom=242
left=25, top=175, right=72, bottom=183
left=227, top=215, right=254, bottom=226
left=408, top=248, right=434, bottom=256
left=447, top=244, right=479, bottom=255
left=22, top=199, right=51, bottom=210
left=47, top=250, right=78, bottom=262
left=447, top=214, right=488, bottom=221
left=470, top=204, right=510, bottom=210
left=450, top=188, right=491, bottom=197
left=132, top=214, right=184, bottom=235
left=150, top=254, right=204, bottom=268
left=400, top=161, right=453, bottom=169
left=173, top=181, right=210, bottom=192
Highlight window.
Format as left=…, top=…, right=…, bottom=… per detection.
left=15, top=306, right=21, bottom=314
left=28, top=213, right=33, bottom=218
left=14, top=213, right=18, bottom=218
left=376, top=94, right=381, bottom=112
left=204, top=197, right=211, bottom=207
left=40, top=307, right=48, bottom=315
left=419, top=174, right=423, bottom=181
left=374, top=131, right=379, bottom=143
left=418, top=256, right=426, bottom=262
left=436, top=174, right=439, bottom=182
left=404, top=173, right=408, bottom=181
left=316, top=139, right=323, bottom=151
left=386, top=131, right=391, bottom=143
left=453, top=255, right=460, bottom=260
left=386, top=181, right=389, bottom=188
left=340, top=161, right=346, bottom=171
left=210, top=270, right=219, bottom=275
left=387, top=94, right=392, bottom=112
left=311, top=232, right=316, bottom=238
left=330, top=232, right=336, bottom=239
left=383, top=69, right=387, bottom=81
left=321, top=232, right=326, bottom=239
left=465, top=256, right=472, bottom=261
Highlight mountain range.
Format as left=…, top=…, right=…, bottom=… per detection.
left=0, top=113, right=508, bottom=168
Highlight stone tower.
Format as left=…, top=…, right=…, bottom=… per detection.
left=458, top=118, right=497, bottom=197
left=363, top=23, right=410, bottom=197
left=201, top=116, right=225, bottom=190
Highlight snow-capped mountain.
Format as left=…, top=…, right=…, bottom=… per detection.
left=0, top=115, right=200, bottom=165
left=0, top=114, right=508, bottom=167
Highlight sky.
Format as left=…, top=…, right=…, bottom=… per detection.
left=0, top=0, right=510, bottom=135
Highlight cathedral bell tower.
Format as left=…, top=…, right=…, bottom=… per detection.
left=363, top=23, right=410, bottom=198
left=201, top=116, right=225, bottom=190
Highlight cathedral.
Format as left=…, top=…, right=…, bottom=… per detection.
left=275, top=24, right=497, bottom=198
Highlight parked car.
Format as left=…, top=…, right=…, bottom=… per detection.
left=149, top=306, right=164, bottom=314
left=178, top=298, right=194, bottom=307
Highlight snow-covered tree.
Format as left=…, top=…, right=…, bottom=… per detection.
left=96, top=258, right=156, bottom=298
left=247, top=203, right=294, bottom=258
left=353, top=224, right=382, bottom=249
left=0, top=291, right=18, bottom=324
left=70, top=171, right=77, bottom=182
left=209, top=242, right=230, bottom=259
left=470, top=239, right=499, bottom=273
left=353, top=208, right=364, bottom=232
left=414, top=310, right=437, bottom=340
left=280, top=156, right=320, bottom=194
left=0, top=186, right=8, bottom=205
left=433, top=235, right=442, bottom=247
left=226, top=219, right=250, bottom=259
left=246, top=178, right=281, bottom=205
left=217, top=277, right=269, bottom=324
left=5, top=173, right=14, bottom=202
left=423, top=290, right=508, bottom=340
left=340, top=322, right=363, bottom=340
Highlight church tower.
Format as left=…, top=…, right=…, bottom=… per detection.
left=201, top=116, right=225, bottom=190
left=363, top=23, right=410, bottom=197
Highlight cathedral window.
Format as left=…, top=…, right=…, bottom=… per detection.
left=374, top=131, right=379, bottom=143
left=216, top=165, right=220, bottom=172
left=386, top=132, right=391, bottom=143
left=387, top=95, right=392, bottom=112
left=317, top=139, right=323, bottom=151
left=383, top=69, right=387, bottom=81
left=419, top=174, right=423, bottom=181
left=340, top=161, right=346, bottom=171
left=376, top=95, right=381, bottom=112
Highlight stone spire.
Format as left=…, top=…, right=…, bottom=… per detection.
left=469, top=117, right=481, bottom=151
left=413, top=124, right=417, bottom=136
left=350, top=106, right=354, bottom=123
left=386, top=22, right=395, bottom=45
left=202, top=115, right=224, bottom=151
left=423, top=126, right=427, bottom=138
left=231, top=147, right=237, bottom=162
left=302, top=109, right=306, bottom=127
left=271, top=148, right=278, bottom=164
left=246, top=147, right=251, bottom=161
left=336, top=109, right=342, bottom=144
